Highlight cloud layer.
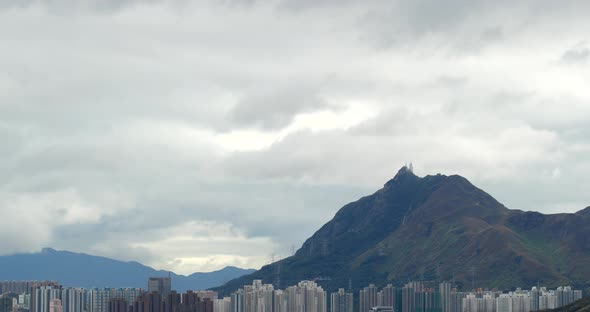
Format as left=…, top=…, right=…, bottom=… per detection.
left=1, top=0, right=589, bottom=274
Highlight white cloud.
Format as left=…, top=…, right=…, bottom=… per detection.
left=1, top=0, right=590, bottom=273
left=0, top=189, right=132, bottom=254
left=129, top=221, right=276, bottom=274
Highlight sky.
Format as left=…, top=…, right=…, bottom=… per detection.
left=0, top=0, right=589, bottom=275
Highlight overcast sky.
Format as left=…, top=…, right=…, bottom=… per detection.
left=1, top=0, right=589, bottom=274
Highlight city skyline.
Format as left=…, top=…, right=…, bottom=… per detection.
left=1, top=278, right=583, bottom=312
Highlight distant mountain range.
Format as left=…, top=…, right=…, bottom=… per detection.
left=0, top=248, right=255, bottom=291
left=214, top=166, right=590, bottom=295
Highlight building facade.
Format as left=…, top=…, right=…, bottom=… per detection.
left=147, top=279, right=171, bottom=299
left=359, top=285, right=378, bottom=312
left=89, top=289, right=143, bottom=312
left=330, top=289, right=353, bottom=312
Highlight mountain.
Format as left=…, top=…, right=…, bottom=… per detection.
left=546, top=297, right=590, bottom=311
left=214, top=166, right=590, bottom=295
left=0, top=248, right=255, bottom=291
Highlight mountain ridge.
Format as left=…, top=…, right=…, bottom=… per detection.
left=213, top=166, right=590, bottom=295
left=0, top=248, right=255, bottom=291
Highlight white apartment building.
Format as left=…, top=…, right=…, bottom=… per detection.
left=214, top=297, right=232, bottom=312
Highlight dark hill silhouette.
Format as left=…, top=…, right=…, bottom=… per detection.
left=214, top=166, right=590, bottom=295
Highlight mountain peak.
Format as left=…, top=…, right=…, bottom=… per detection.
left=385, top=164, right=418, bottom=187
left=397, top=164, right=414, bottom=175
left=215, top=167, right=590, bottom=296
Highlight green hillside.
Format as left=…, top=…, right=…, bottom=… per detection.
left=213, top=167, right=590, bottom=295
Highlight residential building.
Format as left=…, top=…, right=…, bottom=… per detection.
left=439, top=283, right=451, bottom=312
left=164, top=291, right=180, bottom=312
left=450, top=292, right=467, bottom=312
left=132, top=292, right=162, bottom=312
left=147, top=279, right=171, bottom=299
left=89, top=289, right=143, bottom=312
left=61, top=288, right=86, bottom=312
left=49, top=300, right=63, bottom=312
left=380, top=285, right=397, bottom=308
left=360, top=285, right=378, bottom=312
left=330, top=289, right=353, bottom=312
left=530, top=288, right=539, bottom=312
left=109, top=299, right=128, bottom=312
left=0, top=296, right=13, bottom=312
left=33, top=286, right=62, bottom=312
left=242, top=280, right=274, bottom=312
left=496, top=294, right=512, bottom=312
left=213, top=298, right=231, bottom=312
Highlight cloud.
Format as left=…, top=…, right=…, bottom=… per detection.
left=561, top=42, right=589, bottom=64
left=228, top=84, right=337, bottom=130
left=1, top=0, right=590, bottom=274
left=0, top=188, right=130, bottom=253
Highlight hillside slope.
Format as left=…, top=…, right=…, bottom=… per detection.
left=214, top=166, right=590, bottom=295
left=546, top=297, right=590, bottom=312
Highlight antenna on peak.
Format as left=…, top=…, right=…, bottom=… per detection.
left=409, top=162, right=414, bottom=172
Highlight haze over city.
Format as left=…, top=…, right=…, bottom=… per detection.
left=1, top=0, right=589, bottom=278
